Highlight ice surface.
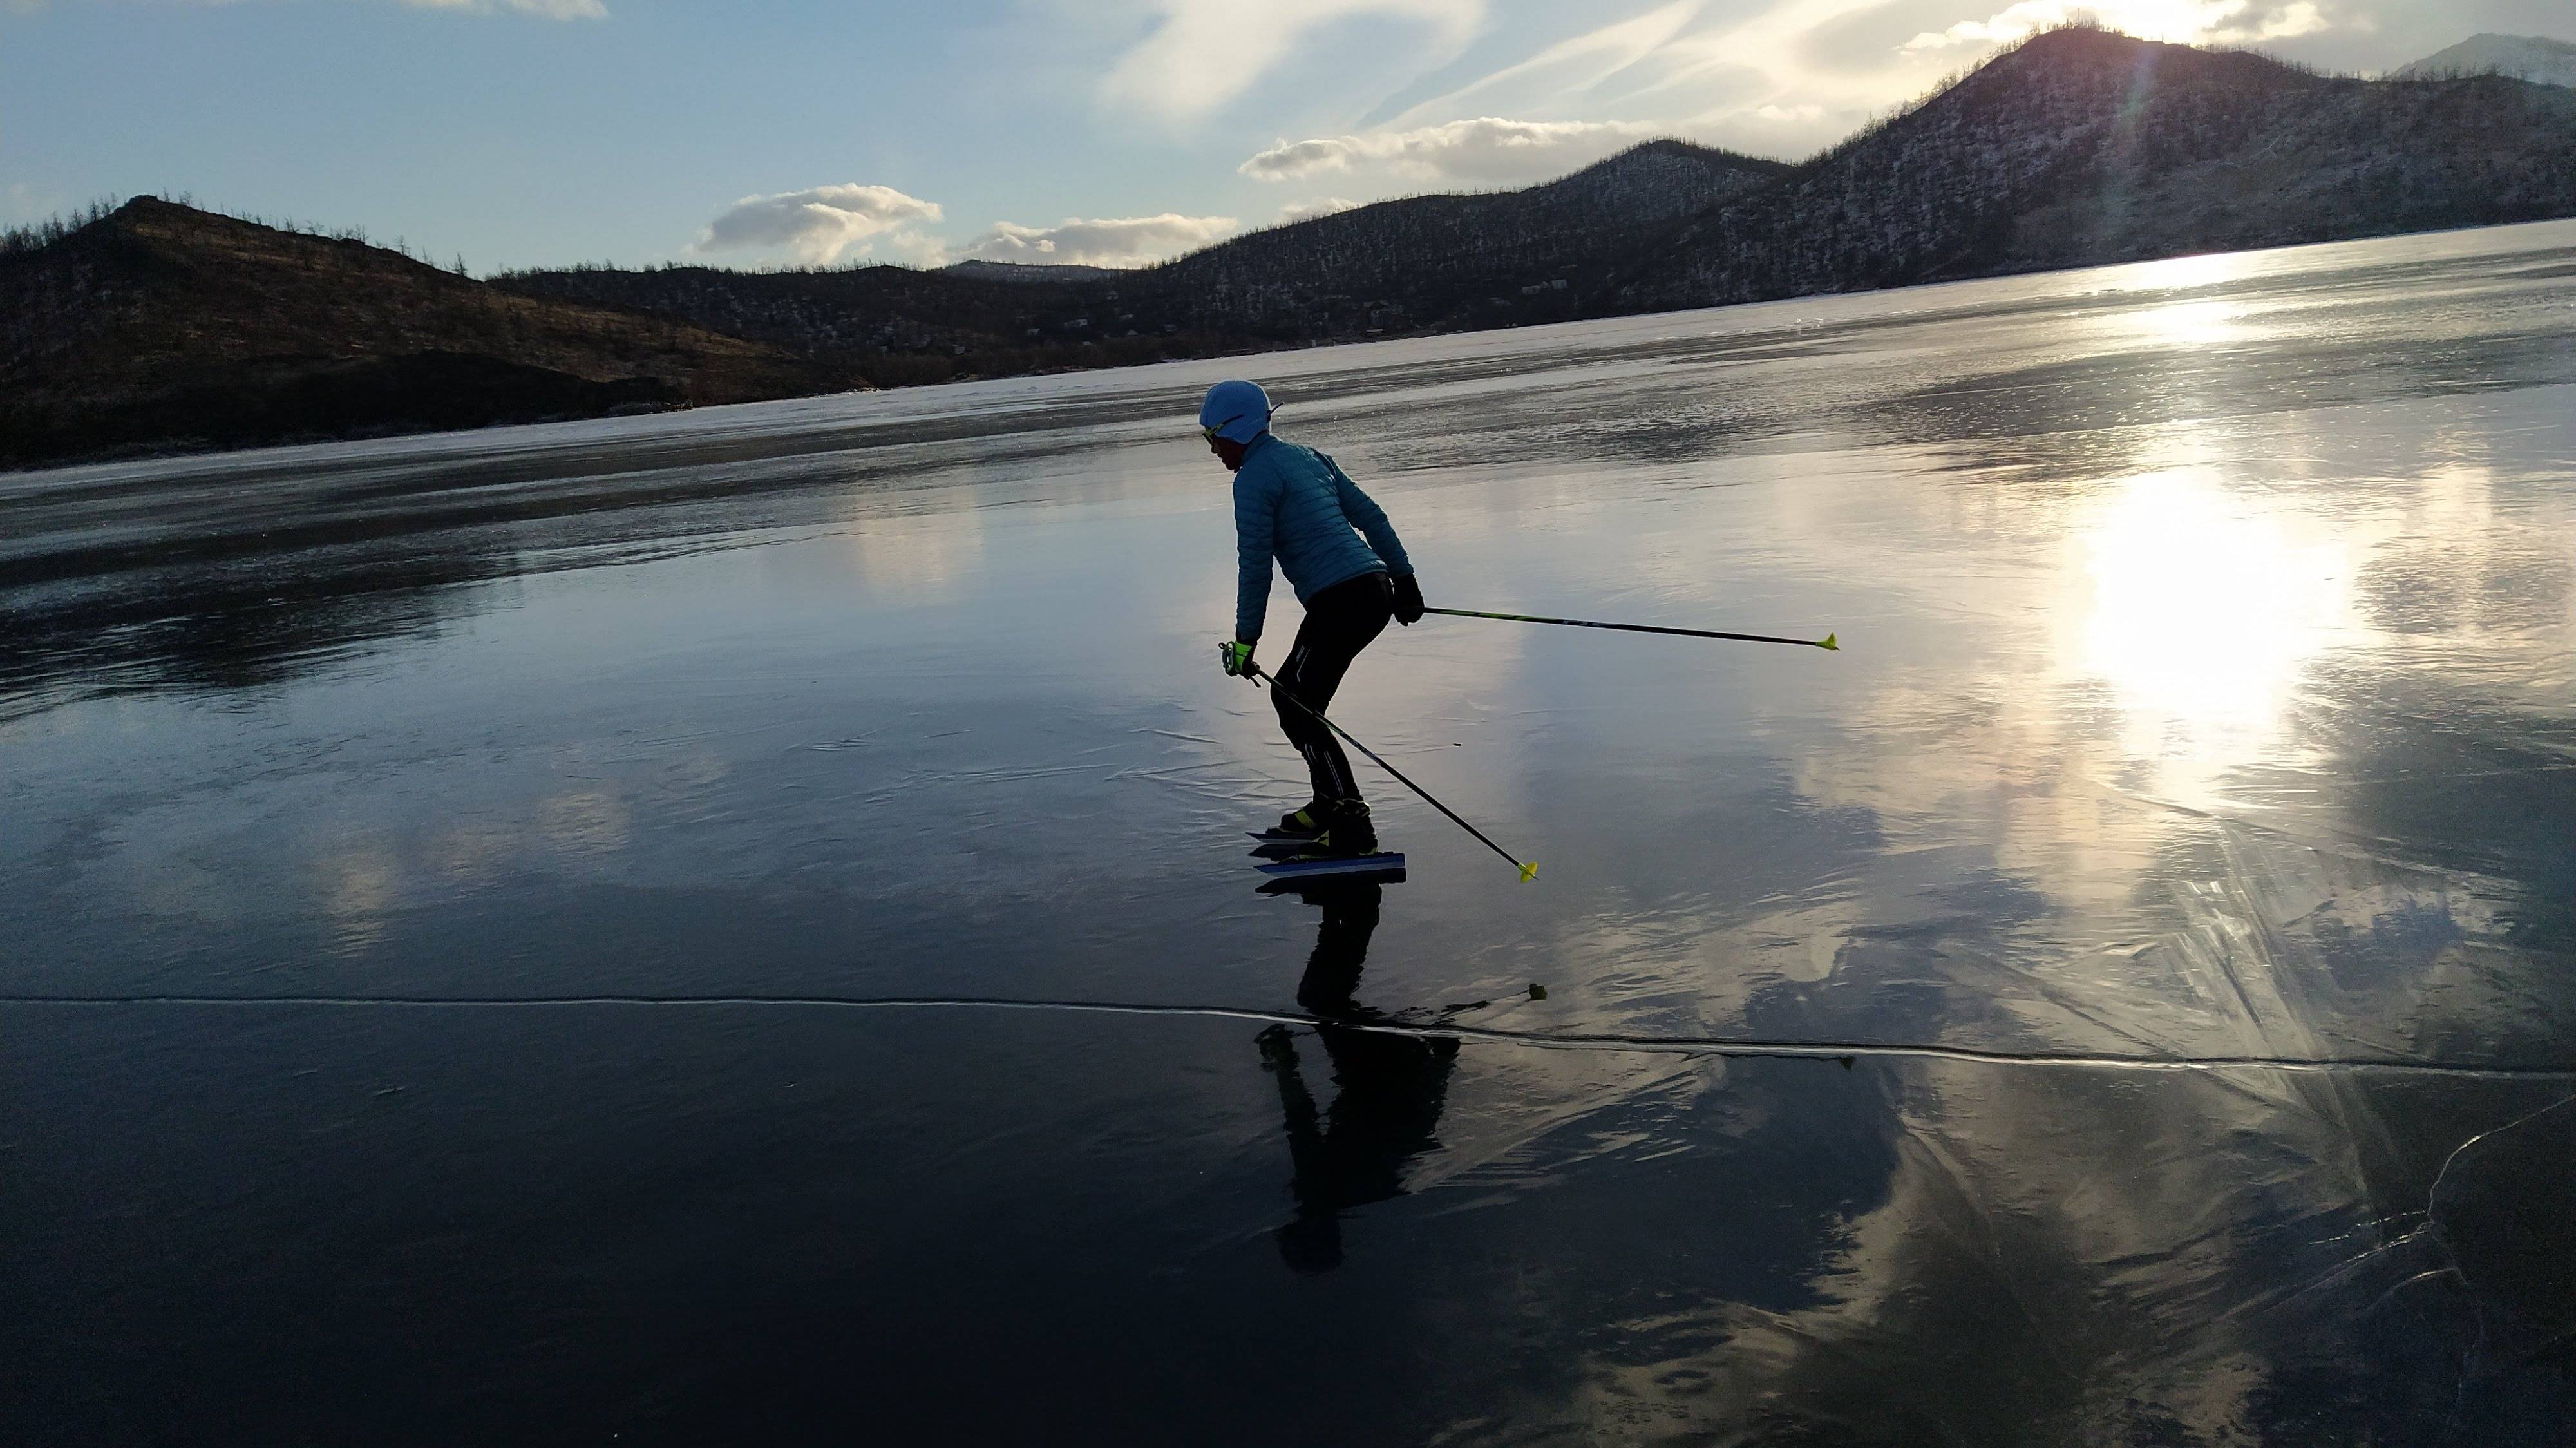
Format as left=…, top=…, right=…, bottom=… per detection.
left=5, top=220, right=2575, bottom=1442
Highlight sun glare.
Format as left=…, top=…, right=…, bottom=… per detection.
left=2101, top=250, right=2255, bottom=296
left=2070, top=469, right=2355, bottom=802
left=1913, top=0, right=2327, bottom=54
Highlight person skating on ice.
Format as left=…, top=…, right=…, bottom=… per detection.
left=1202, top=379, right=1425, bottom=857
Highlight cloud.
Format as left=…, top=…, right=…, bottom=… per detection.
left=1907, top=0, right=2325, bottom=52
left=956, top=213, right=1240, bottom=268
left=1328, top=0, right=2340, bottom=170
left=1276, top=196, right=1362, bottom=223
left=1103, top=0, right=1484, bottom=122
left=1379, top=0, right=1703, bottom=128
left=696, top=184, right=944, bottom=265
left=1796, top=0, right=1984, bottom=72
left=1239, top=116, right=1654, bottom=186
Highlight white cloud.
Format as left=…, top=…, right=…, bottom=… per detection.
left=956, top=213, right=1240, bottom=268
left=696, top=184, right=945, bottom=265
left=1240, top=116, right=1654, bottom=186
left=1276, top=196, right=1362, bottom=223
left=1379, top=0, right=1704, bottom=129
left=1908, top=0, right=2324, bottom=51
left=1321, top=0, right=2340, bottom=169
left=1103, top=0, right=1485, bottom=122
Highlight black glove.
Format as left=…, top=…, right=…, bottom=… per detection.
left=1390, top=573, right=1425, bottom=626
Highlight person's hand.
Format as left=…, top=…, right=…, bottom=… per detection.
left=1220, top=639, right=1257, bottom=678
left=1391, top=573, right=1425, bottom=626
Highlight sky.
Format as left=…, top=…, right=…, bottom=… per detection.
left=3, top=0, right=2568, bottom=273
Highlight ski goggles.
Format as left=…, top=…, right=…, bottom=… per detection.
left=1199, top=413, right=1247, bottom=443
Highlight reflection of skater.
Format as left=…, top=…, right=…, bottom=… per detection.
left=1256, top=879, right=1458, bottom=1274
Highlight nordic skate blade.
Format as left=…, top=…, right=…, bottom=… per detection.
left=1255, top=852, right=1406, bottom=880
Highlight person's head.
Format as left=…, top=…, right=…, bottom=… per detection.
left=1198, top=379, right=1272, bottom=472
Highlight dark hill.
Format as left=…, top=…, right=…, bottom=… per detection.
left=501, top=38, right=2576, bottom=372
left=492, top=257, right=1205, bottom=391
left=941, top=260, right=1126, bottom=283
left=1616, top=26, right=2576, bottom=308
left=0, top=198, right=863, bottom=468
left=1133, top=140, right=1793, bottom=330
left=13, top=28, right=2576, bottom=468
left=497, top=140, right=1792, bottom=372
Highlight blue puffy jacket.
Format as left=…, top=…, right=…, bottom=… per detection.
left=1231, top=433, right=1413, bottom=643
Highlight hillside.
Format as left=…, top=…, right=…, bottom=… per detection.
left=942, top=260, right=1126, bottom=283
left=1614, top=27, right=2576, bottom=309
left=1126, top=140, right=1792, bottom=330
left=11, top=28, right=2576, bottom=468
left=493, top=256, right=1215, bottom=390
left=503, top=37, right=2576, bottom=367
left=0, top=200, right=863, bottom=468
left=497, top=140, right=1790, bottom=371
left=2395, top=33, right=2576, bottom=88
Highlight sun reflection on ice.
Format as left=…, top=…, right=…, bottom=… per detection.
left=2068, top=468, right=2356, bottom=805
left=2124, top=299, right=2249, bottom=350
left=2080, top=250, right=2271, bottom=350
left=2099, top=249, right=2251, bottom=296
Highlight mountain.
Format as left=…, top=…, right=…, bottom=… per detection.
left=1614, top=26, right=2576, bottom=309
left=496, top=140, right=1791, bottom=370
left=941, top=260, right=1127, bottom=283
left=502, top=36, right=2575, bottom=366
left=1126, top=140, right=1793, bottom=331
left=12, top=28, right=2576, bottom=468
left=494, top=256, right=1221, bottom=390
left=0, top=198, right=863, bottom=468
left=2394, top=33, right=2576, bottom=88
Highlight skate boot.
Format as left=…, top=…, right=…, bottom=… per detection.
left=1304, top=799, right=1378, bottom=857
left=1271, top=803, right=1329, bottom=841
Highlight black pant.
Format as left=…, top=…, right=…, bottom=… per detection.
left=1271, top=571, right=1392, bottom=806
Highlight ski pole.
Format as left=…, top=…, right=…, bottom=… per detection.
left=1424, top=607, right=1837, bottom=651
left=1249, top=664, right=1538, bottom=884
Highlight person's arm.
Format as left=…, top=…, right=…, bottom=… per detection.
left=1233, top=466, right=1278, bottom=645
left=1321, top=453, right=1412, bottom=576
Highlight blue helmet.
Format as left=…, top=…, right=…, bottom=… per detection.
left=1197, top=379, right=1273, bottom=444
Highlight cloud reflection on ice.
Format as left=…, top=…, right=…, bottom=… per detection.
left=3, top=221, right=2573, bottom=1443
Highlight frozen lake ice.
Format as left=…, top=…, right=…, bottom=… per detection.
left=6, top=220, right=2575, bottom=1443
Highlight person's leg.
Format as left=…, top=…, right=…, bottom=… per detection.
left=1270, top=573, right=1392, bottom=814
left=1293, top=881, right=1385, bottom=1017
left=1264, top=605, right=1340, bottom=835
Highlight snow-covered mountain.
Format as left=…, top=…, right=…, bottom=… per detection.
left=19, top=26, right=2576, bottom=464
left=1619, top=26, right=2576, bottom=310
left=503, top=28, right=2576, bottom=363
left=1141, top=140, right=1790, bottom=330
left=2394, top=33, right=2576, bottom=88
